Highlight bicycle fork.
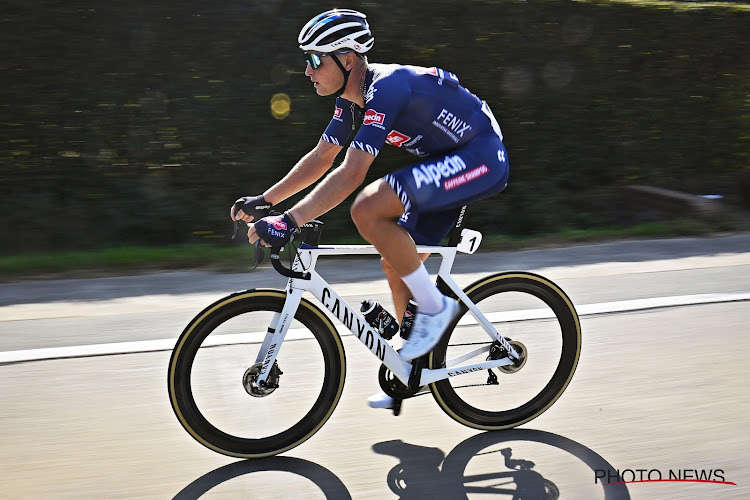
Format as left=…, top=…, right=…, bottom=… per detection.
left=251, top=288, right=305, bottom=387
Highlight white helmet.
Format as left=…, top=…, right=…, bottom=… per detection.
left=298, top=9, right=374, bottom=54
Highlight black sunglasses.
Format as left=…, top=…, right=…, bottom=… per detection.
left=304, top=51, right=353, bottom=70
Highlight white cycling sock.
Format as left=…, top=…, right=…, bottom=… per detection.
left=401, top=264, right=444, bottom=315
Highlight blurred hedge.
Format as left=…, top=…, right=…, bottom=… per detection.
left=1, top=0, right=749, bottom=253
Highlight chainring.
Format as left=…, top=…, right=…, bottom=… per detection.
left=378, top=364, right=418, bottom=399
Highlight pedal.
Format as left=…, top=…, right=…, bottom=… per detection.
left=392, top=399, right=402, bottom=416
left=408, top=357, right=424, bottom=392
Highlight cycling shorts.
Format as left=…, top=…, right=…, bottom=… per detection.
left=384, top=132, right=509, bottom=245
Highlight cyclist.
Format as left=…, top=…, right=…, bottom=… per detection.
left=231, top=9, right=509, bottom=409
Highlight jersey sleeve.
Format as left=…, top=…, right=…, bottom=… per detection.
left=348, top=70, right=410, bottom=157
left=321, top=97, right=358, bottom=147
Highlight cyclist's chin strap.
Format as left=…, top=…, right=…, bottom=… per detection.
left=330, top=55, right=351, bottom=97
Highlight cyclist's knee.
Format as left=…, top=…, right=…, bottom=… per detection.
left=350, top=192, right=374, bottom=234
left=350, top=180, right=402, bottom=233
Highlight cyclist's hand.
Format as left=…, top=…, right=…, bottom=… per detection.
left=249, top=212, right=298, bottom=248
left=231, top=195, right=271, bottom=223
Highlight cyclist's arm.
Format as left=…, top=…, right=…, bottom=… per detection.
left=262, top=139, right=342, bottom=205
left=287, top=147, right=375, bottom=225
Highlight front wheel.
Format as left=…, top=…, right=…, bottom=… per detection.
left=168, top=289, right=346, bottom=458
left=429, top=272, right=581, bottom=430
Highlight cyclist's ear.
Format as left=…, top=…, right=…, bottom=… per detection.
left=343, top=52, right=357, bottom=71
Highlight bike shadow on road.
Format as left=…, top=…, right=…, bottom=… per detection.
left=372, top=429, right=631, bottom=500
left=170, top=455, right=352, bottom=500
left=171, top=429, right=629, bottom=500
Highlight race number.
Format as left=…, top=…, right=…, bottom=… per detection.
left=457, top=229, right=482, bottom=254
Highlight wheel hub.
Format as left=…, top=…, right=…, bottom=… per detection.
left=498, top=340, right=527, bottom=374
left=489, top=340, right=528, bottom=374
left=243, top=361, right=283, bottom=397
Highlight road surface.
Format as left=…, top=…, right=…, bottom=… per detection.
left=1, top=234, right=749, bottom=499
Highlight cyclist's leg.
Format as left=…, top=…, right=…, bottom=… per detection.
left=385, top=134, right=509, bottom=360
left=353, top=133, right=509, bottom=307
left=350, top=180, right=422, bottom=277
left=381, top=253, right=429, bottom=323
left=351, top=181, right=447, bottom=319
left=380, top=205, right=463, bottom=322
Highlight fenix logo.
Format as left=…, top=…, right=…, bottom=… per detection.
left=412, top=155, right=467, bottom=189
left=432, top=109, right=472, bottom=143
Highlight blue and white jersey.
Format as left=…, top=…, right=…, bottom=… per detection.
left=321, top=63, right=503, bottom=158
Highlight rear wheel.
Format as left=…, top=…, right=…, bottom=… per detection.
left=429, top=272, right=581, bottom=430
left=168, top=289, right=346, bottom=458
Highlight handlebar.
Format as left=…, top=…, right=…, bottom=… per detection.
left=269, top=218, right=323, bottom=280
left=236, top=216, right=322, bottom=280
left=270, top=248, right=311, bottom=280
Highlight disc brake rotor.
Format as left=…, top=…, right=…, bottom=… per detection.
left=243, top=361, right=283, bottom=397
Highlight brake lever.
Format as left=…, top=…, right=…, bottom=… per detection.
left=232, top=210, right=287, bottom=270
left=253, top=240, right=266, bottom=270
left=231, top=219, right=243, bottom=241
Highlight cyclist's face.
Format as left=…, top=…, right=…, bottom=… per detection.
left=304, top=53, right=346, bottom=96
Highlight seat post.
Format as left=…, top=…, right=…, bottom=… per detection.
left=447, top=205, right=468, bottom=247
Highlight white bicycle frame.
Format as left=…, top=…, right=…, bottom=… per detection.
left=253, top=234, right=521, bottom=388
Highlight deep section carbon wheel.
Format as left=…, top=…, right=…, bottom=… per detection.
left=429, top=272, right=581, bottom=430
left=168, top=289, right=346, bottom=458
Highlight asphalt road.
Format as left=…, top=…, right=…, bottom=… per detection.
left=1, top=234, right=749, bottom=499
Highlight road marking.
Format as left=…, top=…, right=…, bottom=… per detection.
left=1, top=292, right=749, bottom=364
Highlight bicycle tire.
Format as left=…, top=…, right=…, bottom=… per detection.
left=429, top=272, right=581, bottom=430
left=168, top=289, right=346, bottom=458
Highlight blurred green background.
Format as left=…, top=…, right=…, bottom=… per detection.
left=1, top=0, right=749, bottom=263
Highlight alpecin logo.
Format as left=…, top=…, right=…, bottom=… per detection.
left=363, top=109, right=385, bottom=126
left=594, top=468, right=736, bottom=487
left=270, top=219, right=287, bottom=231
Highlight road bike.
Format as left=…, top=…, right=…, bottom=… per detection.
left=168, top=207, right=582, bottom=458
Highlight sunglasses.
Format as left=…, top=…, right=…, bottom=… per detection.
left=304, top=51, right=353, bottom=70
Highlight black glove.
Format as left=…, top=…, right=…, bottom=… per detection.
left=233, top=195, right=272, bottom=221
left=254, top=212, right=299, bottom=249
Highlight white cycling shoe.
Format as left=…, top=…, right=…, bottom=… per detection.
left=398, top=296, right=460, bottom=361
left=367, top=387, right=429, bottom=410
left=367, top=390, right=396, bottom=409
